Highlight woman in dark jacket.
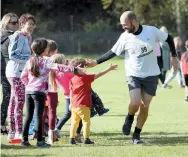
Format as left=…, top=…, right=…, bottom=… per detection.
left=0, top=12, right=19, bottom=134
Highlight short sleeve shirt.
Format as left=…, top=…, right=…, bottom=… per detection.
left=111, top=25, right=168, bottom=78
left=70, top=74, right=95, bottom=108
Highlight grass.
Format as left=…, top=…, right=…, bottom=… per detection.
left=1, top=57, right=188, bottom=157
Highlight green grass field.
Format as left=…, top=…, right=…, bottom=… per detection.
left=1, top=58, right=188, bottom=157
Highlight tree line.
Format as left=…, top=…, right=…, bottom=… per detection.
left=2, top=0, right=188, bottom=41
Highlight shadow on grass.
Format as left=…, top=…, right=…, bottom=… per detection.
left=100, top=114, right=126, bottom=117
left=1, top=143, right=72, bottom=150
left=1, top=154, right=49, bottom=157
left=89, top=131, right=188, bottom=146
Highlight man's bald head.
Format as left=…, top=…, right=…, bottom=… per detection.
left=120, top=11, right=138, bottom=33
left=120, top=11, right=137, bottom=23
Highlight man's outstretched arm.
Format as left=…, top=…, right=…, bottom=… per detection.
left=87, top=50, right=117, bottom=67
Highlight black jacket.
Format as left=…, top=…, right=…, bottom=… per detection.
left=0, top=30, right=14, bottom=71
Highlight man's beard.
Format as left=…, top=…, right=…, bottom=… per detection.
left=128, top=24, right=136, bottom=33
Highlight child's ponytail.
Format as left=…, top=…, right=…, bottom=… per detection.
left=30, top=38, right=48, bottom=77
left=30, top=57, right=40, bottom=77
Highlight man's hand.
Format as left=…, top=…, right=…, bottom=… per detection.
left=171, top=57, right=179, bottom=72
left=86, top=59, right=98, bottom=67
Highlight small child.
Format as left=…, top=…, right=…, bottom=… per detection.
left=54, top=59, right=109, bottom=141
left=20, top=38, right=84, bottom=147
left=69, top=58, right=118, bottom=144
left=181, top=40, right=188, bottom=101
left=43, top=40, right=59, bottom=144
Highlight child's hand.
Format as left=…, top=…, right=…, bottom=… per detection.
left=109, top=64, right=118, bottom=70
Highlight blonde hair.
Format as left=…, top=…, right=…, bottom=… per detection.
left=49, top=54, right=66, bottom=91
left=1, top=12, right=18, bottom=30
left=47, top=40, right=58, bottom=56
left=174, top=36, right=182, bottom=50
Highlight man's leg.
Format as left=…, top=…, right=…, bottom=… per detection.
left=132, top=91, right=153, bottom=144
left=122, top=88, right=142, bottom=135
left=132, top=75, right=158, bottom=144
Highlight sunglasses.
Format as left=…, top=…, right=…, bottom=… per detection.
left=9, top=21, right=18, bottom=25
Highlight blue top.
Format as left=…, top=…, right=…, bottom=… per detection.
left=6, top=31, right=31, bottom=78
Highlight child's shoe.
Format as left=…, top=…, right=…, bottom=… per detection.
left=47, top=130, right=54, bottom=145
left=98, top=108, right=109, bottom=116
left=21, top=141, right=31, bottom=146
left=69, top=138, right=76, bottom=145
left=83, top=138, right=94, bottom=144
left=1, top=127, right=8, bottom=135
left=14, top=132, right=22, bottom=139
left=8, top=132, right=15, bottom=140
left=36, top=140, right=51, bottom=147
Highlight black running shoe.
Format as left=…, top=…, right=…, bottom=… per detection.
left=69, top=138, right=76, bottom=145
left=83, top=138, right=94, bottom=144
left=36, top=141, right=51, bottom=147
left=132, top=133, right=144, bottom=144
left=122, top=116, right=134, bottom=135
left=1, top=129, right=8, bottom=135
left=21, top=141, right=31, bottom=147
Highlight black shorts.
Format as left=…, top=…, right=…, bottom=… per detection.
left=184, top=74, right=188, bottom=86
left=127, top=76, right=158, bottom=96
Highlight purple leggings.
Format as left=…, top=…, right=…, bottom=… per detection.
left=8, top=77, right=25, bottom=133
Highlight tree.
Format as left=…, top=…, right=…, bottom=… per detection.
left=101, top=0, right=188, bottom=41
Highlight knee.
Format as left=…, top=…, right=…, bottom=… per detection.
left=72, top=120, right=80, bottom=128
left=49, top=108, right=57, bottom=115
left=65, top=111, right=71, bottom=118
left=82, top=119, right=90, bottom=126
left=130, top=101, right=140, bottom=111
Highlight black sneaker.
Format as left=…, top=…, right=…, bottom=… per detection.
left=36, top=141, right=51, bottom=147
left=98, top=108, right=110, bottom=116
left=132, top=133, right=144, bottom=144
left=21, top=141, right=31, bottom=146
left=90, top=110, right=97, bottom=117
left=83, top=138, right=94, bottom=144
left=122, top=116, right=134, bottom=135
left=1, top=129, right=8, bottom=135
left=69, top=138, right=76, bottom=145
